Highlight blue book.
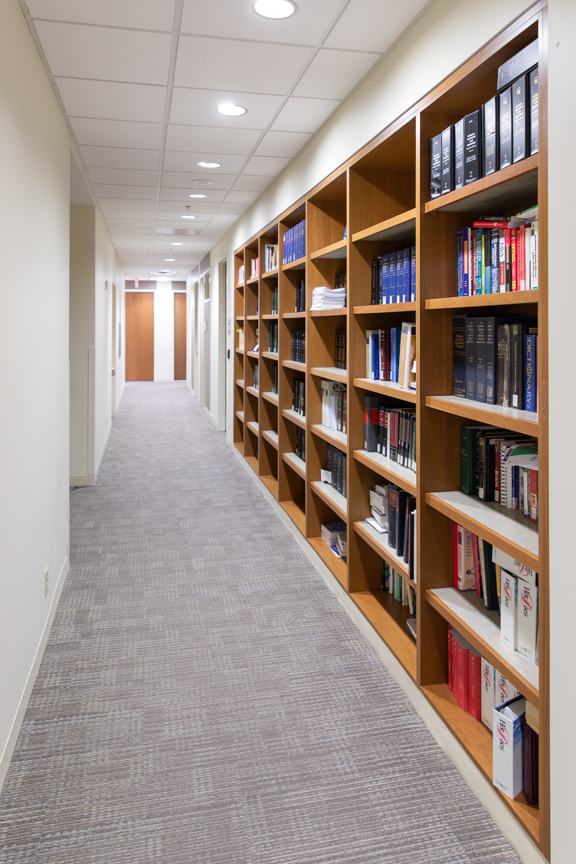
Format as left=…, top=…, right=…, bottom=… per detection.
left=403, top=248, right=411, bottom=302
left=491, top=229, right=499, bottom=292
left=410, top=247, right=416, bottom=301
left=391, top=328, right=401, bottom=382
left=302, top=220, right=306, bottom=258
left=371, top=331, right=380, bottom=380
left=389, top=252, right=397, bottom=304
left=483, top=231, right=492, bottom=294
left=525, top=334, right=537, bottom=412
left=381, top=254, right=389, bottom=303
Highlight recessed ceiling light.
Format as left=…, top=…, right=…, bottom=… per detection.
left=189, top=193, right=207, bottom=198
left=197, top=161, right=221, bottom=169
left=191, top=179, right=213, bottom=187
left=181, top=215, right=196, bottom=220
left=172, top=242, right=183, bottom=246
left=165, top=258, right=175, bottom=261
left=253, top=0, right=297, bottom=19
left=217, top=103, right=247, bottom=117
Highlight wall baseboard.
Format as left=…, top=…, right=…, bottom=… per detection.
left=0, top=556, right=70, bottom=795
left=228, top=438, right=547, bottom=864
left=70, top=474, right=95, bottom=487
left=94, top=422, right=112, bottom=483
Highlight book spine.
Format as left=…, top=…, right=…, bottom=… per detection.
left=483, top=95, right=499, bottom=176
left=525, top=334, right=537, bottom=412
left=510, top=324, right=524, bottom=409
left=512, top=74, right=528, bottom=163
left=465, top=318, right=476, bottom=400
left=475, top=317, right=486, bottom=402
left=499, top=87, right=513, bottom=169
left=529, top=66, right=539, bottom=156
left=430, top=135, right=442, bottom=198
left=464, top=109, right=482, bottom=184
left=441, top=125, right=455, bottom=195
left=469, top=651, right=482, bottom=720
left=454, top=118, right=464, bottom=189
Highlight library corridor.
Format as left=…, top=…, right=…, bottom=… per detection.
left=0, top=384, right=520, bottom=864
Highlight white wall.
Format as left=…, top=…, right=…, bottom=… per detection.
left=154, top=281, right=176, bottom=382
left=0, top=0, right=72, bottom=787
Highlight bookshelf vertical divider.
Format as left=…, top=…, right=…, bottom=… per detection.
left=231, top=5, right=548, bottom=855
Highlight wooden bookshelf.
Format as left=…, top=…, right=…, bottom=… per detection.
left=231, top=6, right=549, bottom=855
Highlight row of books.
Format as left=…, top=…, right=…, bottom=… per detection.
left=237, top=264, right=244, bottom=285
left=363, top=398, right=416, bottom=472
left=451, top=636, right=538, bottom=804
left=294, top=279, right=306, bottom=313
left=291, top=329, right=305, bottom=363
left=367, top=481, right=416, bottom=578
left=456, top=213, right=538, bottom=295
left=295, top=427, right=305, bottom=462
left=454, top=525, right=539, bottom=663
left=453, top=315, right=537, bottom=411
left=264, top=243, right=278, bottom=273
left=283, top=219, right=306, bottom=264
left=323, top=444, right=347, bottom=498
left=460, top=424, right=538, bottom=520
left=370, top=248, right=416, bottom=305
left=365, top=323, right=416, bottom=391
left=311, top=285, right=346, bottom=311
left=250, top=257, right=259, bottom=279
left=268, top=323, right=278, bottom=354
left=321, top=381, right=347, bottom=434
left=334, top=329, right=346, bottom=370
left=381, top=561, right=416, bottom=621
left=431, top=41, right=538, bottom=197
left=292, top=378, right=305, bottom=416
left=271, top=285, right=278, bottom=314
left=322, top=522, right=347, bottom=560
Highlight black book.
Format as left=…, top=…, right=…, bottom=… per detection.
left=481, top=539, right=499, bottom=611
left=453, top=314, right=466, bottom=397
left=326, top=443, right=333, bottom=481
left=529, top=66, right=539, bottom=156
left=497, top=38, right=538, bottom=91
left=371, top=258, right=379, bottom=305
left=409, top=511, right=416, bottom=581
left=364, top=395, right=381, bottom=451
left=403, top=496, right=416, bottom=563
left=497, top=323, right=511, bottom=408
left=486, top=316, right=518, bottom=405
left=512, top=74, right=528, bottom=163
left=465, top=317, right=476, bottom=400
left=475, top=317, right=487, bottom=403
left=499, top=87, right=513, bottom=169
left=336, top=449, right=343, bottom=495
left=454, top=118, right=464, bottom=189
left=430, top=134, right=442, bottom=198
left=441, top=126, right=455, bottom=195
left=510, top=322, right=524, bottom=410
left=342, top=454, right=347, bottom=499
left=396, top=489, right=409, bottom=555
left=483, top=96, right=499, bottom=176
left=464, top=110, right=482, bottom=184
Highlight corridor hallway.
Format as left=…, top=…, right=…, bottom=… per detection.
left=0, top=384, right=520, bottom=864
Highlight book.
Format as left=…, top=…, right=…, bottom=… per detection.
left=529, top=66, right=539, bottom=156
left=497, top=38, right=538, bottom=92
left=499, top=87, right=513, bottom=170
left=453, top=315, right=466, bottom=397
left=512, top=74, right=528, bottom=163
left=524, top=723, right=539, bottom=805
left=454, top=118, right=465, bottom=189
left=464, top=110, right=482, bottom=184
left=441, top=125, right=454, bottom=195
left=455, top=525, right=475, bottom=590
left=474, top=317, right=487, bottom=402
left=510, top=322, right=524, bottom=409
left=481, top=657, right=495, bottom=730
left=398, top=322, right=416, bottom=390
left=500, top=569, right=518, bottom=649
left=363, top=395, right=381, bottom=451
left=493, top=696, right=526, bottom=800
left=483, top=96, right=499, bottom=176
left=465, top=317, right=475, bottom=400
left=517, top=579, right=538, bottom=660
left=430, top=134, right=442, bottom=198
left=524, top=332, right=537, bottom=412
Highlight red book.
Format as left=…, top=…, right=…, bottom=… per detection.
left=499, top=229, right=506, bottom=289
left=468, top=649, right=482, bottom=719
left=518, top=225, right=526, bottom=290
left=456, top=639, right=469, bottom=712
left=511, top=228, right=517, bottom=291
left=504, top=228, right=511, bottom=291
left=448, top=629, right=454, bottom=693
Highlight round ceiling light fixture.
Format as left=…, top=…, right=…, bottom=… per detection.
left=191, top=179, right=213, bottom=187
left=253, top=0, right=297, bottom=19
left=189, top=193, right=207, bottom=198
left=165, top=258, right=175, bottom=261
left=172, top=242, right=183, bottom=246
left=197, top=161, right=221, bottom=169
left=217, top=102, right=247, bottom=117
left=181, top=214, right=196, bottom=219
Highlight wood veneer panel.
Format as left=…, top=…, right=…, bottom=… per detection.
left=351, top=591, right=417, bottom=680
left=125, top=292, right=154, bottom=381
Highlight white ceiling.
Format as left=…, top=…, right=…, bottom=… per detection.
left=22, top=0, right=430, bottom=279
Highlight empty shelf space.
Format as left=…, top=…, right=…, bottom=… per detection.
left=260, top=474, right=278, bottom=498
left=280, top=500, right=305, bottom=534
left=246, top=420, right=259, bottom=436
left=351, top=591, right=417, bottom=680
left=262, top=430, right=279, bottom=449
left=308, top=537, right=347, bottom=588
left=261, top=351, right=279, bottom=361
left=262, top=391, right=279, bottom=406
left=311, top=424, right=347, bottom=449
left=352, top=209, right=417, bottom=244
left=311, top=480, right=347, bottom=519
left=354, top=301, right=416, bottom=315
left=282, top=452, right=306, bottom=479
left=311, top=239, right=347, bottom=260
left=246, top=386, right=259, bottom=398
left=282, top=360, right=306, bottom=373
left=235, top=379, right=245, bottom=389
left=282, top=409, right=306, bottom=429
left=353, top=450, right=416, bottom=495
left=310, top=366, right=347, bottom=384
left=353, top=521, right=411, bottom=582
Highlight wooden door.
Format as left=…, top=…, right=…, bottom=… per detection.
left=125, top=292, right=154, bottom=381
left=174, top=293, right=187, bottom=380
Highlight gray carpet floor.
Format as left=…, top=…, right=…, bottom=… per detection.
left=0, top=383, right=521, bottom=864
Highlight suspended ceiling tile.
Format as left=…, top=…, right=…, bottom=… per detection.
left=101, top=207, right=158, bottom=219
left=86, top=167, right=158, bottom=187
left=55, top=79, right=167, bottom=124
left=27, top=0, right=176, bottom=31
left=158, top=188, right=227, bottom=203
left=222, top=189, right=261, bottom=205
left=93, top=184, right=159, bottom=199
left=165, top=126, right=261, bottom=156
left=34, top=21, right=172, bottom=85
left=293, top=47, right=380, bottom=100
left=180, top=0, right=343, bottom=45
left=243, top=155, right=291, bottom=176
left=211, top=213, right=241, bottom=223
left=231, top=174, right=273, bottom=193
left=106, top=218, right=157, bottom=227
left=169, top=88, right=283, bottom=129
left=71, top=117, right=164, bottom=149
left=155, top=201, right=219, bottom=215
left=80, top=146, right=161, bottom=170
left=254, top=129, right=311, bottom=158
left=174, top=36, right=311, bottom=94
left=162, top=168, right=238, bottom=187
left=270, top=95, right=341, bottom=133
left=324, top=0, right=429, bottom=52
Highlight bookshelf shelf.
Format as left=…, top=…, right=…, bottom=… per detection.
left=262, top=391, right=279, bottom=406
left=426, top=395, right=538, bottom=437
left=424, top=155, right=538, bottom=215
left=426, top=491, right=539, bottom=571
left=235, top=347, right=244, bottom=355
left=282, top=408, right=306, bottom=430
left=308, top=537, right=347, bottom=588
left=262, top=430, right=279, bottom=449
left=311, top=239, right=347, bottom=260
left=232, top=9, right=549, bottom=854
left=311, top=424, right=347, bottom=449
left=310, top=366, right=347, bottom=385
left=352, top=209, right=417, bottom=244
left=354, top=302, right=416, bottom=315
left=425, top=291, right=539, bottom=310
left=353, top=521, right=411, bottom=582
left=282, top=451, right=306, bottom=480
left=427, top=587, right=539, bottom=705
left=311, top=480, right=347, bottom=520
left=353, top=450, right=417, bottom=496
left=423, top=683, right=539, bottom=844
left=282, top=255, right=306, bottom=271
left=353, top=378, right=417, bottom=404
left=351, top=591, right=417, bottom=680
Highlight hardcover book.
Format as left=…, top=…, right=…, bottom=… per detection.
left=483, top=96, right=499, bottom=176
left=430, top=134, right=442, bottom=198
left=512, top=75, right=528, bottom=163
left=497, top=38, right=538, bottom=91
left=474, top=317, right=487, bottom=403
left=441, top=125, right=455, bottom=195
left=465, top=317, right=476, bottom=400
left=529, top=66, right=539, bottom=156
left=464, top=110, right=482, bottom=184
left=454, top=118, right=465, bottom=189
left=453, top=314, right=466, bottom=397
left=499, top=87, right=513, bottom=170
